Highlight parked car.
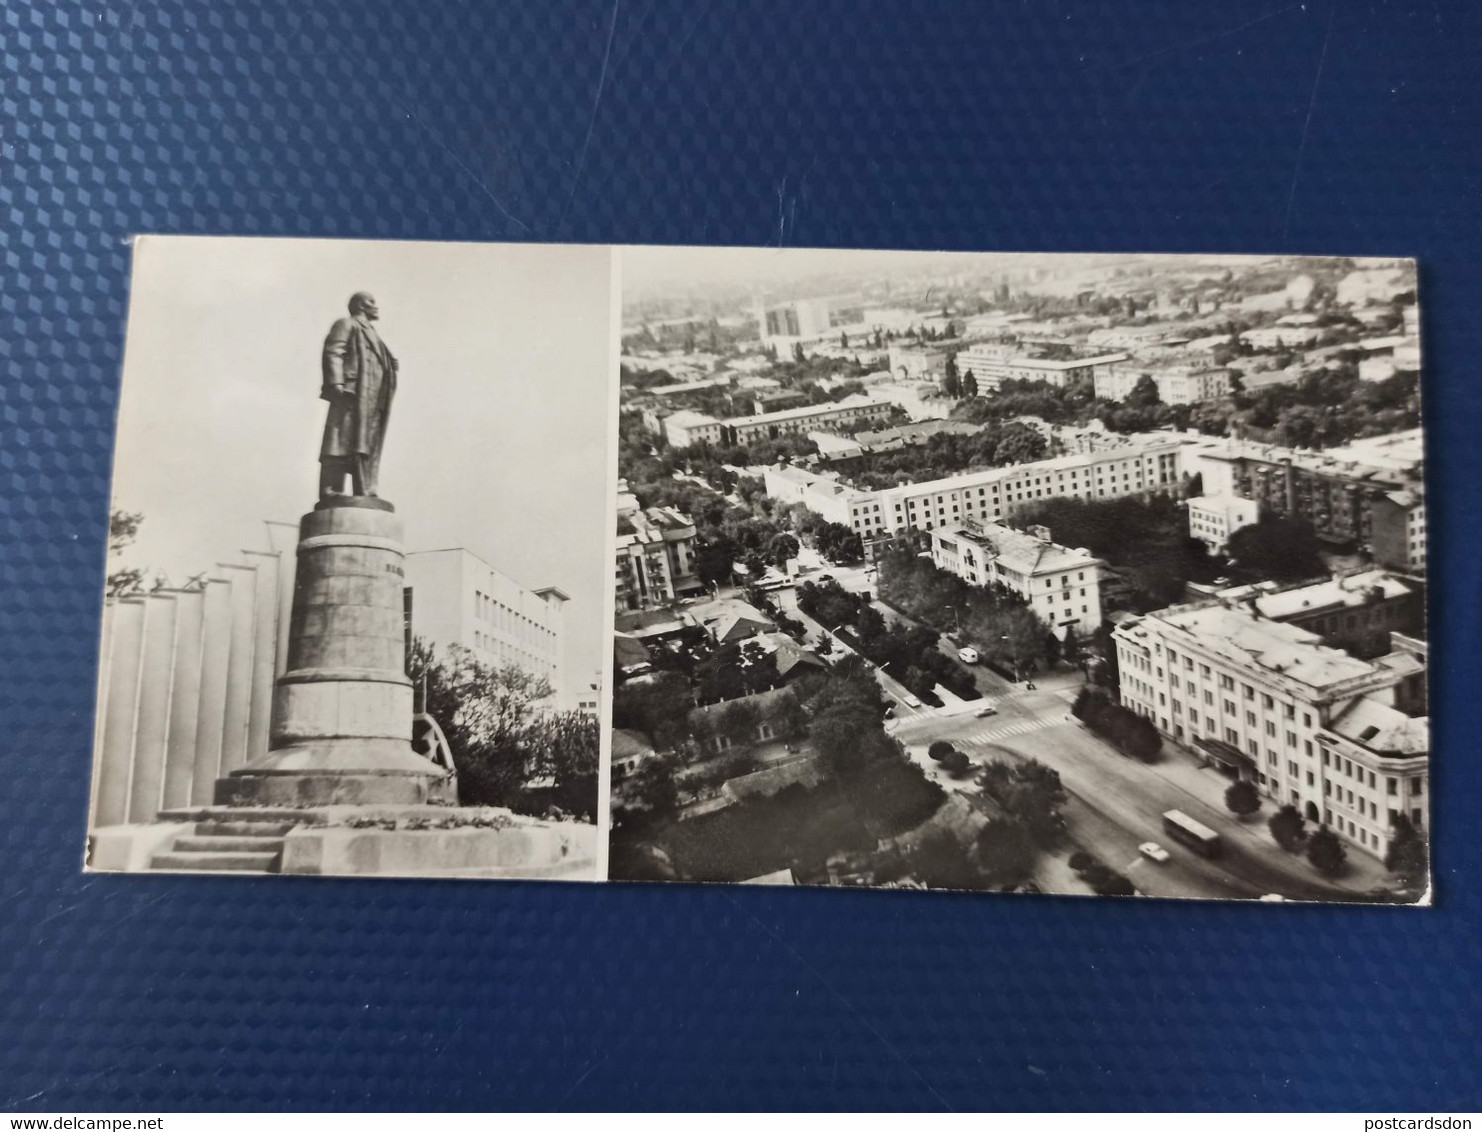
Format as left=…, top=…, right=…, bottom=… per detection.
left=903, top=694, right=923, bottom=709
left=1138, top=842, right=1171, bottom=863
left=1258, top=893, right=1287, bottom=903
left=957, top=646, right=980, bottom=664
left=974, top=703, right=998, bottom=718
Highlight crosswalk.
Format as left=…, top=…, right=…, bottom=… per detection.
left=959, top=712, right=1074, bottom=747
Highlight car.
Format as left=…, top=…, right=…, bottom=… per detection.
left=957, top=646, right=980, bottom=664
left=1138, top=842, right=1171, bottom=864
left=817, top=574, right=834, bottom=583
left=903, top=694, right=923, bottom=709
left=974, top=704, right=999, bottom=718
left=1258, top=893, right=1288, bottom=903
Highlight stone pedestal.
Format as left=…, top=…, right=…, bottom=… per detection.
left=216, top=497, right=451, bottom=806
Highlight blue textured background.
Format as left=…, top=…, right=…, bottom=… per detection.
left=2, top=0, right=1479, bottom=1112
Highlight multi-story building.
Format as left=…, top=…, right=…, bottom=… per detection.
left=1186, top=493, right=1260, bottom=554
left=1215, top=570, right=1424, bottom=659
left=661, top=409, right=727, bottom=448
left=861, top=432, right=1188, bottom=547
left=1096, top=363, right=1231, bottom=405
left=930, top=520, right=1103, bottom=637
left=760, top=464, right=866, bottom=527
left=961, top=351, right=1128, bottom=393
left=1113, top=602, right=1427, bottom=859
left=1369, top=486, right=1427, bottom=575
left=887, top=343, right=953, bottom=383
left=1186, top=431, right=1426, bottom=572
left=722, top=395, right=894, bottom=445
left=404, top=548, right=567, bottom=703
left=765, top=431, right=1193, bottom=554
left=615, top=480, right=702, bottom=611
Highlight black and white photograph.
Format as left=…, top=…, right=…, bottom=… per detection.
left=87, top=236, right=613, bottom=881
left=608, top=246, right=1430, bottom=905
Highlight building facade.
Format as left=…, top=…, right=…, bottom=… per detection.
left=404, top=548, right=567, bottom=704
left=1186, top=493, right=1260, bottom=554
left=764, top=431, right=1192, bottom=555
left=722, top=395, right=894, bottom=445
left=1113, top=602, right=1427, bottom=859
left=1186, top=431, right=1427, bottom=572
left=615, top=481, right=702, bottom=611
left=930, top=521, right=1103, bottom=637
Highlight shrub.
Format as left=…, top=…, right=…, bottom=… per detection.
left=1068, top=850, right=1096, bottom=873
left=928, top=740, right=956, bottom=763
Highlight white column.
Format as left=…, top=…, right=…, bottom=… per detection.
left=189, top=578, right=234, bottom=805
left=92, top=600, right=145, bottom=828
left=126, top=595, right=179, bottom=823
left=243, top=550, right=281, bottom=766
left=161, top=588, right=205, bottom=810
left=216, top=562, right=259, bottom=775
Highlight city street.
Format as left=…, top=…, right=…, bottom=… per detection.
left=892, top=694, right=1368, bottom=903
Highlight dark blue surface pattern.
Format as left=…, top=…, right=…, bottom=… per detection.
left=2, top=0, right=1479, bottom=1111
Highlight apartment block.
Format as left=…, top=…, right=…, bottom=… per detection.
left=930, top=520, right=1103, bottom=637
left=1185, top=430, right=1426, bottom=572
left=722, top=395, right=894, bottom=445
left=615, top=480, right=703, bottom=611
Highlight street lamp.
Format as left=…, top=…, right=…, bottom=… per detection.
left=1001, top=633, right=1020, bottom=683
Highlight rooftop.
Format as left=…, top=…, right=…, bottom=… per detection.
left=726, top=394, right=892, bottom=429
left=936, top=520, right=1099, bottom=577
left=665, top=409, right=721, bottom=428
left=1245, top=570, right=1417, bottom=622
left=1126, top=603, right=1385, bottom=692
left=1325, top=696, right=1428, bottom=757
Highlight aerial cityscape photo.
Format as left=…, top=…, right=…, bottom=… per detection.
left=608, top=246, right=1429, bottom=904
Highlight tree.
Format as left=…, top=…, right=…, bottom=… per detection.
left=716, top=700, right=762, bottom=746
left=767, top=532, right=800, bottom=566
left=1384, top=815, right=1429, bottom=888
left=977, top=758, right=1067, bottom=846
left=765, top=690, right=809, bottom=740
left=1224, top=778, right=1262, bottom=819
left=928, top=740, right=956, bottom=763
left=1227, top=515, right=1325, bottom=582
left=1306, top=826, right=1348, bottom=877
left=939, top=749, right=972, bottom=777
left=975, top=817, right=1036, bottom=883
left=1126, top=374, right=1162, bottom=410
left=408, top=639, right=594, bottom=815
left=1268, top=804, right=1307, bottom=852
left=1092, top=870, right=1137, bottom=897
left=613, top=755, right=678, bottom=830
left=960, top=368, right=979, bottom=399
left=942, top=353, right=962, bottom=399
left=105, top=508, right=151, bottom=597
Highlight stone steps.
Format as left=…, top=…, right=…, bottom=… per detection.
left=194, top=821, right=296, bottom=837
left=174, top=834, right=287, bottom=854
left=150, top=850, right=281, bottom=873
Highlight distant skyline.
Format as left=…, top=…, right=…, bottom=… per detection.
left=618, top=245, right=1390, bottom=315
left=110, top=236, right=613, bottom=686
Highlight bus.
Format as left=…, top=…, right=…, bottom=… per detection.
left=1161, top=810, right=1222, bottom=858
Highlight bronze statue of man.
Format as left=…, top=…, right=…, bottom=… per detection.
left=319, top=291, right=397, bottom=499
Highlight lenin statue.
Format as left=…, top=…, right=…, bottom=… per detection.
left=319, top=291, right=397, bottom=499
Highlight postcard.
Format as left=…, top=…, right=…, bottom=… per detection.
left=86, top=238, right=1429, bottom=904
